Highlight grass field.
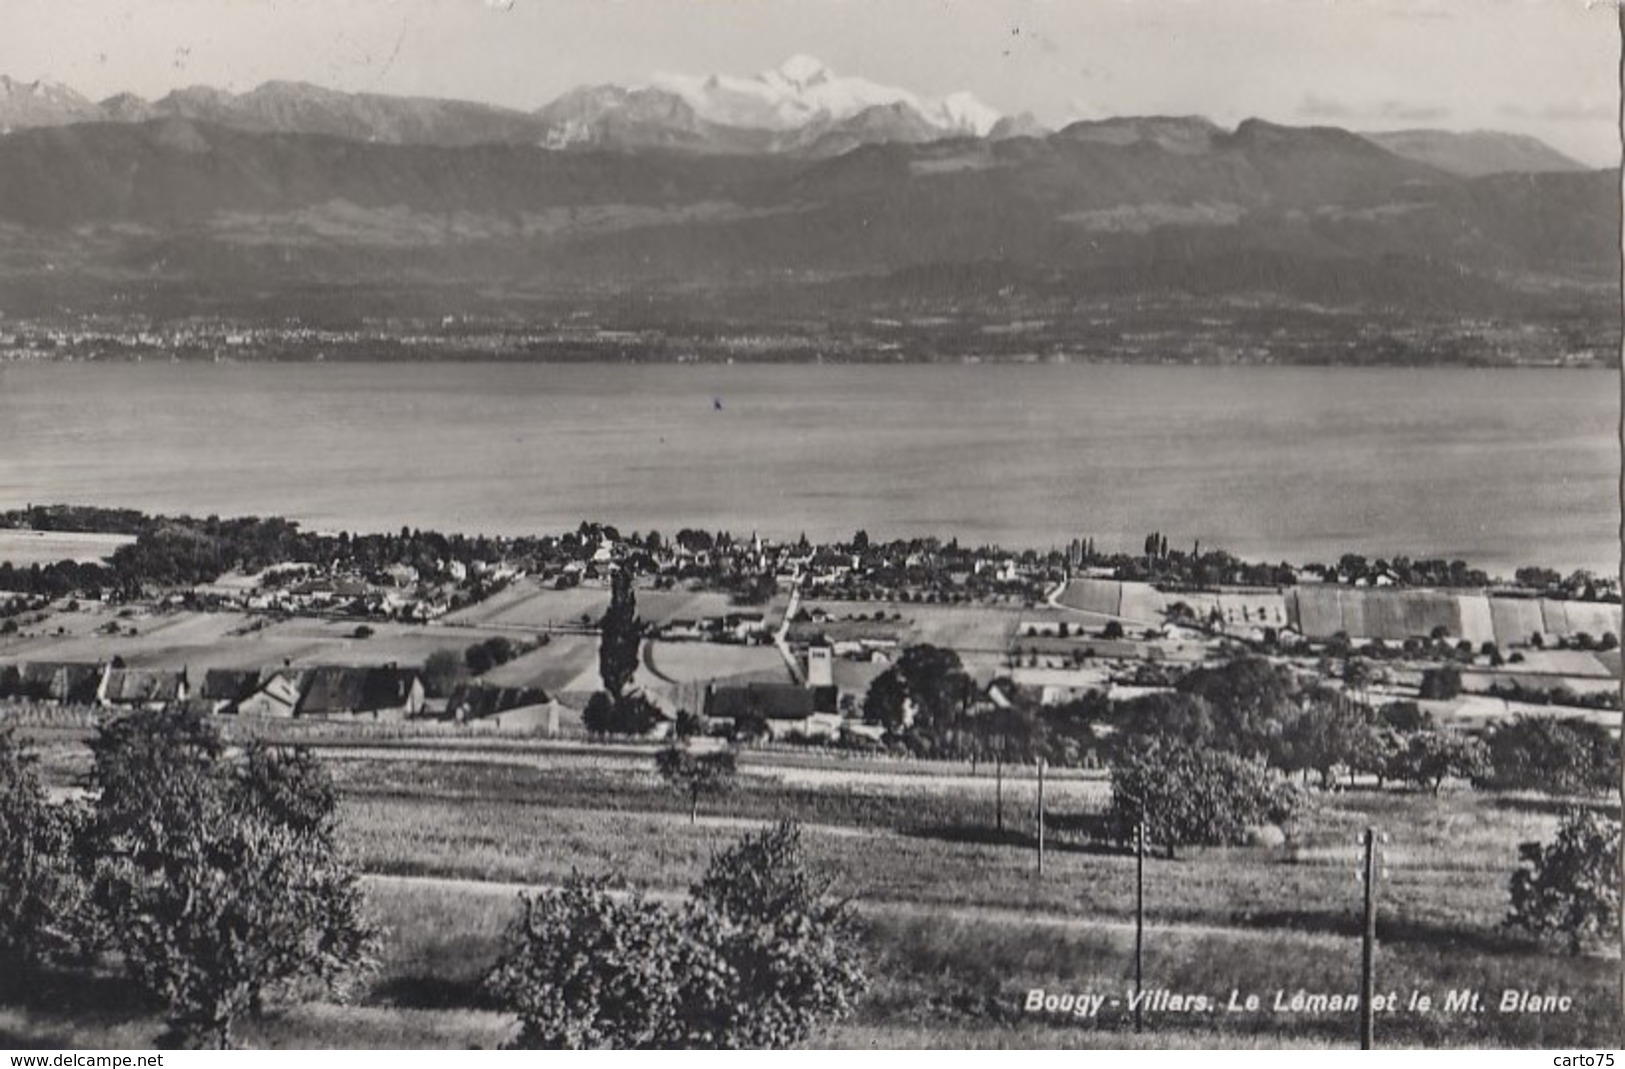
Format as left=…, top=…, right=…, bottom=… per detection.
left=0, top=729, right=1617, bottom=1049
left=797, top=598, right=1033, bottom=654
left=444, top=579, right=759, bottom=632
left=0, top=604, right=537, bottom=673
left=475, top=635, right=602, bottom=695
left=643, top=640, right=787, bottom=685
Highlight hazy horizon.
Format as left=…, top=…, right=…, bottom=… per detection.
left=4, top=0, right=1618, bottom=166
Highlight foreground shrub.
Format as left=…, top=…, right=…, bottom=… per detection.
left=81, top=710, right=379, bottom=1048
left=1506, top=807, right=1621, bottom=955
left=0, top=728, right=84, bottom=981
left=488, top=820, right=866, bottom=1049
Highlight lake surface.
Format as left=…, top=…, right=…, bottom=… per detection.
left=0, top=363, right=1617, bottom=575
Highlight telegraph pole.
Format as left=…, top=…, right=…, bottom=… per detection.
left=1359, top=825, right=1378, bottom=1050
left=1135, top=819, right=1146, bottom=1034
left=1036, top=758, right=1046, bottom=875
left=995, top=742, right=1004, bottom=833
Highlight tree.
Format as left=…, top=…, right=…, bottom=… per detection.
left=1102, top=620, right=1125, bottom=640
left=1281, top=699, right=1385, bottom=788
left=1385, top=730, right=1488, bottom=794
left=1379, top=700, right=1434, bottom=734
left=1106, top=735, right=1303, bottom=858
left=1107, top=691, right=1216, bottom=752
left=488, top=875, right=720, bottom=1049
left=1418, top=665, right=1463, bottom=700
left=891, top=645, right=972, bottom=733
left=1174, top=657, right=1305, bottom=758
left=0, top=729, right=84, bottom=982
left=488, top=821, right=866, bottom=1049
left=1479, top=716, right=1619, bottom=796
left=859, top=663, right=911, bottom=734
left=599, top=568, right=641, bottom=700
left=1506, top=807, right=1620, bottom=954
left=673, top=709, right=708, bottom=740
left=655, top=746, right=738, bottom=823
left=581, top=691, right=616, bottom=736
left=583, top=690, right=663, bottom=737
left=684, top=821, right=869, bottom=1047
left=422, top=648, right=468, bottom=698
left=80, top=710, right=378, bottom=1048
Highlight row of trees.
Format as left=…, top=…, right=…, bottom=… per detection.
left=860, top=650, right=1616, bottom=799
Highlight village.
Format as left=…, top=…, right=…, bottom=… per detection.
left=0, top=512, right=1618, bottom=752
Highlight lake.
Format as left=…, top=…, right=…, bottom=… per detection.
left=0, top=362, right=1616, bottom=575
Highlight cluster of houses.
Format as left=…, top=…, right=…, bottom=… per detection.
left=0, top=659, right=558, bottom=728
left=202, top=559, right=522, bottom=624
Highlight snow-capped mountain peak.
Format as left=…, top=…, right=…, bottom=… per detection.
left=650, top=56, right=1000, bottom=137
left=767, top=54, right=834, bottom=92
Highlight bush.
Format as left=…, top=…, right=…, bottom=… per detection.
left=488, top=821, right=866, bottom=1049
left=688, top=821, right=868, bottom=1047
left=1506, top=807, right=1620, bottom=954
left=1417, top=665, right=1462, bottom=700
left=465, top=635, right=520, bottom=675
left=488, top=876, right=724, bottom=1049
left=0, top=729, right=84, bottom=981
left=582, top=691, right=664, bottom=737
left=1107, top=735, right=1304, bottom=857
left=80, top=711, right=379, bottom=1048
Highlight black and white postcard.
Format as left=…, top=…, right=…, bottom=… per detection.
left=0, top=0, right=1618, bottom=1052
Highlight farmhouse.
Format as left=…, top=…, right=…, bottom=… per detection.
left=13, top=661, right=107, bottom=704
left=235, top=671, right=305, bottom=718
left=99, top=667, right=188, bottom=709
left=296, top=666, right=425, bottom=720
left=199, top=668, right=264, bottom=713
left=444, top=682, right=555, bottom=729
left=705, top=682, right=841, bottom=740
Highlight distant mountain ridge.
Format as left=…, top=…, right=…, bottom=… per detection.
left=1363, top=129, right=1585, bottom=177
left=0, top=60, right=1594, bottom=174
left=0, top=60, right=1612, bottom=346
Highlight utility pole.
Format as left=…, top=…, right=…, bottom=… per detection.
left=995, top=744, right=1004, bottom=833
left=1359, top=825, right=1378, bottom=1050
left=1135, top=819, right=1146, bottom=1034
left=1036, top=758, right=1046, bottom=875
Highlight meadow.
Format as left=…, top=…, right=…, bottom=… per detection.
left=0, top=729, right=1617, bottom=1050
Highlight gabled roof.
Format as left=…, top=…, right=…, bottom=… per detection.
left=17, top=661, right=106, bottom=703
left=707, top=682, right=837, bottom=721
left=445, top=683, right=550, bottom=720
left=200, top=668, right=262, bottom=702
left=297, top=666, right=421, bottom=715
left=102, top=668, right=186, bottom=704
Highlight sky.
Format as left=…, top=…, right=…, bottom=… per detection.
left=3, top=0, right=1619, bottom=165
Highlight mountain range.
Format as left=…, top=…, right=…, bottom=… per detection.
left=0, top=61, right=1591, bottom=172
left=0, top=61, right=1613, bottom=354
